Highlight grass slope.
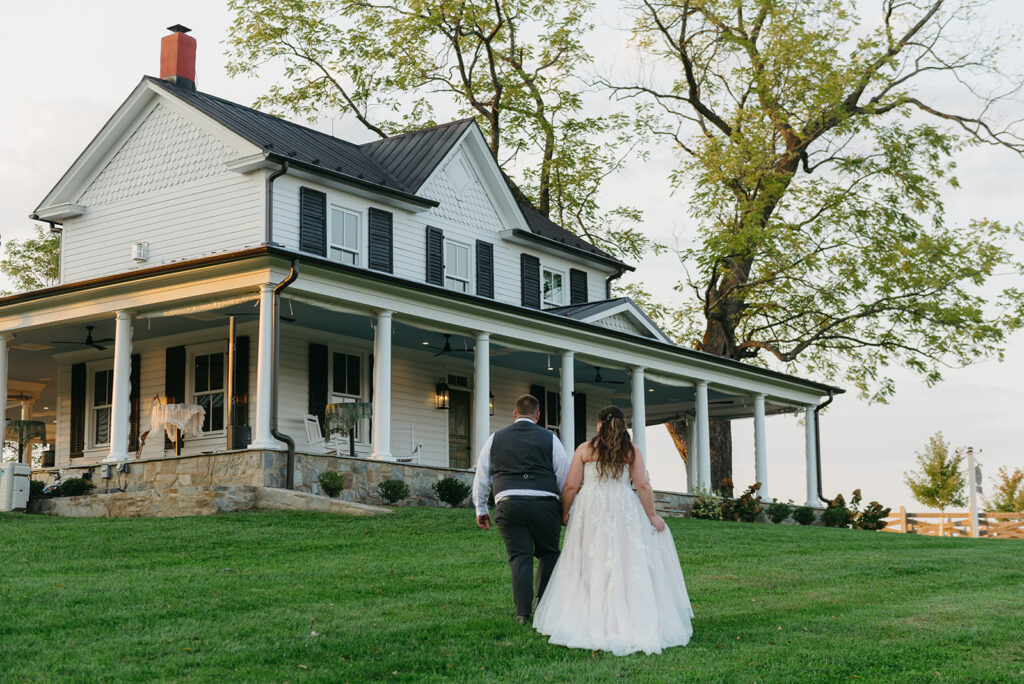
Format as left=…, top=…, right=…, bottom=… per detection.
left=1, top=509, right=1022, bottom=683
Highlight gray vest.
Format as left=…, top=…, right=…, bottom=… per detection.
left=490, top=420, right=559, bottom=496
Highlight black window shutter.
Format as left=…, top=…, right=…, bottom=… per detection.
left=569, top=268, right=588, bottom=305
left=129, top=354, right=141, bottom=452
left=234, top=336, right=250, bottom=427
left=521, top=254, right=540, bottom=308
left=299, top=186, right=327, bottom=256
left=308, top=343, right=329, bottom=427
left=476, top=240, right=494, bottom=298
left=69, top=363, right=86, bottom=459
left=425, top=226, right=444, bottom=286
left=574, top=391, right=587, bottom=448
left=367, top=208, right=393, bottom=273
left=530, top=384, right=546, bottom=426
left=164, top=346, right=187, bottom=450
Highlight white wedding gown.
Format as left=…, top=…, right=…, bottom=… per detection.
left=533, top=461, right=694, bottom=655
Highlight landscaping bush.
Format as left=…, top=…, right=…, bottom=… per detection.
left=432, top=476, right=471, bottom=507
left=717, top=477, right=735, bottom=499
left=767, top=499, right=792, bottom=524
left=856, top=501, right=892, bottom=530
left=690, top=487, right=722, bottom=520
left=823, top=489, right=865, bottom=528
left=317, top=471, right=346, bottom=498
left=792, top=506, right=817, bottom=525
left=378, top=478, right=410, bottom=505
left=58, top=478, right=95, bottom=497
left=721, top=482, right=764, bottom=522
left=29, top=480, right=45, bottom=499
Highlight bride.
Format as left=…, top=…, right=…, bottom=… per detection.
left=532, top=405, right=694, bottom=655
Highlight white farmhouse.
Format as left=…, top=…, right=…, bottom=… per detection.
left=3, top=26, right=840, bottom=511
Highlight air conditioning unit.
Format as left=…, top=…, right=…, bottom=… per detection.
left=132, top=242, right=149, bottom=262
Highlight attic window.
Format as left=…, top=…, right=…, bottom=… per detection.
left=448, top=157, right=472, bottom=193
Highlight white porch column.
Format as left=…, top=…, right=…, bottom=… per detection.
left=0, top=334, right=9, bottom=422
left=686, top=415, right=699, bottom=493
left=472, top=332, right=491, bottom=466
left=371, top=310, right=393, bottom=460
left=630, top=366, right=646, bottom=458
left=804, top=405, right=819, bottom=507
left=753, top=393, right=769, bottom=500
left=249, top=284, right=281, bottom=449
left=560, top=352, right=575, bottom=456
left=105, top=310, right=133, bottom=462
left=696, top=380, right=711, bottom=491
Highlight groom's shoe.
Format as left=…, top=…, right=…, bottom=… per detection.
left=514, top=615, right=532, bottom=625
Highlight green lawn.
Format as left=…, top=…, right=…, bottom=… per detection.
left=1, top=509, right=1022, bottom=683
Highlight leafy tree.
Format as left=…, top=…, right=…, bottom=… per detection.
left=619, top=0, right=1024, bottom=477
left=984, top=466, right=1024, bottom=512
left=904, top=432, right=966, bottom=512
left=1, top=226, right=60, bottom=294
left=225, top=0, right=655, bottom=260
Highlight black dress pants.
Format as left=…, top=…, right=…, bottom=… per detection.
left=494, top=497, right=562, bottom=618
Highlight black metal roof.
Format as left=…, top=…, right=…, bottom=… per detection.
left=361, top=118, right=475, bottom=192
left=547, top=297, right=630, bottom=319
left=146, top=76, right=623, bottom=264
left=517, top=202, right=618, bottom=262
left=145, top=77, right=430, bottom=204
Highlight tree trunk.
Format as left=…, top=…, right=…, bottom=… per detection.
left=665, top=419, right=688, bottom=465
left=709, top=419, right=733, bottom=494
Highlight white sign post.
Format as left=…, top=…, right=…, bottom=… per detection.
left=967, top=447, right=982, bottom=538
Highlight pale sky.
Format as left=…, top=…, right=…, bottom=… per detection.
left=1, top=1, right=1021, bottom=512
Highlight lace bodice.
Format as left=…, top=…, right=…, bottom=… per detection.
left=582, top=460, right=632, bottom=487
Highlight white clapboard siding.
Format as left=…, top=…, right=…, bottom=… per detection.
left=271, top=145, right=614, bottom=310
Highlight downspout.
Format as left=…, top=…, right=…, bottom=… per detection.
left=605, top=265, right=626, bottom=299
left=265, top=161, right=288, bottom=246
left=814, top=390, right=835, bottom=505
left=271, top=258, right=299, bottom=489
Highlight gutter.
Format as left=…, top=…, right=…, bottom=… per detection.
left=265, top=161, right=289, bottom=246
left=504, top=228, right=632, bottom=273
left=814, top=390, right=835, bottom=506
left=271, top=258, right=300, bottom=489
left=605, top=264, right=627, bottom=299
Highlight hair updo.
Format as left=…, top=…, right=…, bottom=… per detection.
left=590, top=405, right=634, bottom=478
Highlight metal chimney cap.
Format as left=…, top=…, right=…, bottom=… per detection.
left=167, top=24, right=192, bottom=34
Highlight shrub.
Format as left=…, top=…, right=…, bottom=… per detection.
left=717, top=477, right=735, bottom=499
left=856, top=501, right=892, bottom=530
left=317, top=471, right=346, bottom=498
left=823, top=490, right=863, bottom=528
left=690, top=487, right=722, bottom=520
left=433, top=477, right=471, bottom=507
left=29, top=480, right=45, bottom=499
left=378, top=478, right=410, bottom=505
left=721, top=482, right=763, bottom=522
left=792, top=506, right=817, bottom=525
left=767, top=499, right=792, bottom=524
left=58, top=478, right=95, bottom=497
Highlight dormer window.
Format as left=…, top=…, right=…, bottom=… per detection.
left=330, top=206, right=361, bottom=266
left=445, top=240, right=471, bottom=293
left=542, top=267, right=566, bottom=307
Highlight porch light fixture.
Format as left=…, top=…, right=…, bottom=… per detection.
left=435, top=379, right=451, bottom=409
left=489, top=392, right=495, bottom=416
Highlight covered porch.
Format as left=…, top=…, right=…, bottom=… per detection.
left=1, top=248, right=837, bottom=507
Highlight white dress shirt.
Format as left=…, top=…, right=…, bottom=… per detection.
left=472, top=418, right=571, bottom=516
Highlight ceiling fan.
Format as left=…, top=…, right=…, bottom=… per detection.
left=425, top=333, right=471, bottom=357
left=49, top=326, right=114, bottom=351
left=589, top=367, right=625, bottom=385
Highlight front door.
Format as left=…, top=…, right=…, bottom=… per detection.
left=448, top=389, right=471, bottom=468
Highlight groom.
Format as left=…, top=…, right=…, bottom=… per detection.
left=472, top=394, right=570, bottom=623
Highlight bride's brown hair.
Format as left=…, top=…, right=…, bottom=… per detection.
left=589, top=405, right=634, bottom=478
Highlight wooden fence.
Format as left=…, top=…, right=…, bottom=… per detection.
left=882, top=507, right=1024, bottom=539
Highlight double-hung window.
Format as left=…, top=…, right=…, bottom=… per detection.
left=192, top=348, right=226, bottom=433
left=330, top=206, right=361, bottom=266
left=91, top=367, right=114, bottom=447
left=444, top=240, right=471, bottom=293
left=330, top=351, right=364, bottom=441
left=542, top=267, right=566, bottom=307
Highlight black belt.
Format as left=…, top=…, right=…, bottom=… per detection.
left=498, top=495, right=558, bottom=502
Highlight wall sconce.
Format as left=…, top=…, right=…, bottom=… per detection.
left=489, top=391, right=495, bottom=416
left=435, top=379, right=450, bottom=409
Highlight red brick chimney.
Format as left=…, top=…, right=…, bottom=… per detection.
left=160, top=24, right=196, bottom=90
